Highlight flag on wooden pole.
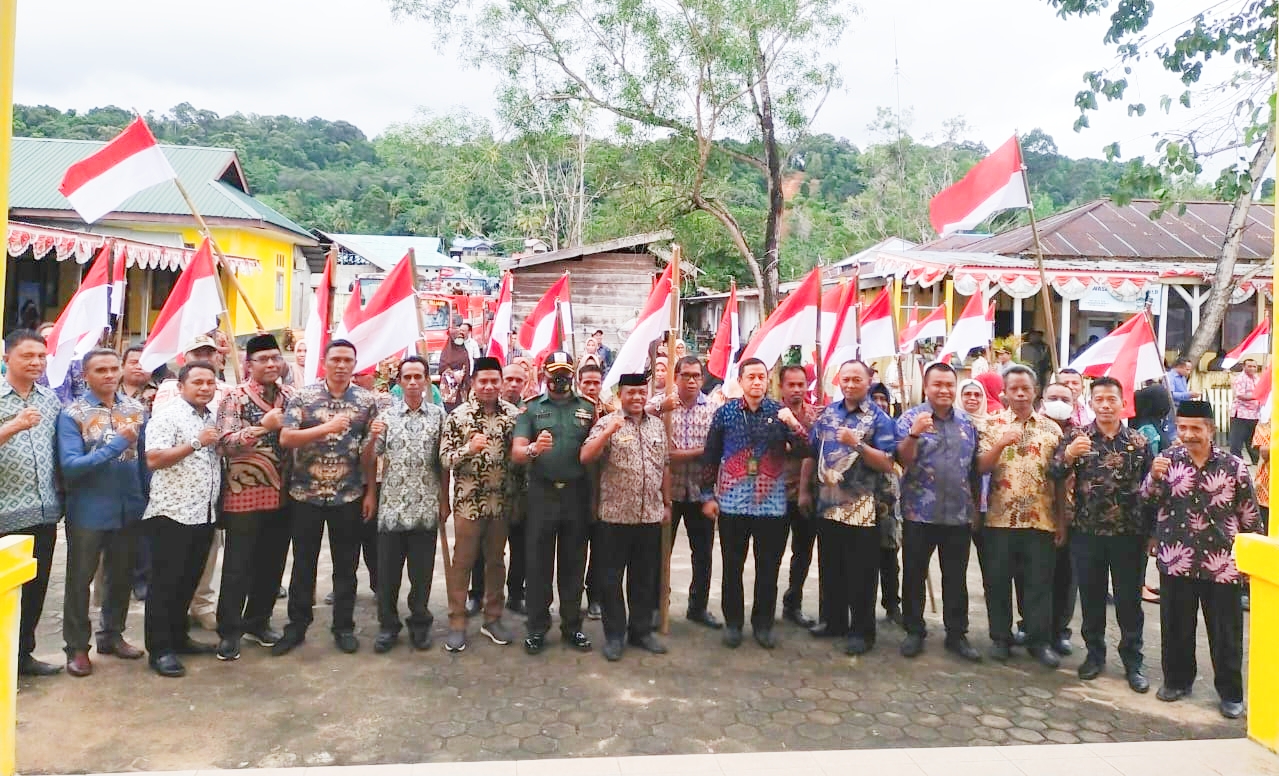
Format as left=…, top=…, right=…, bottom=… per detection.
left=58, top=117, right=177, bottom=224
left=706, top=280, right=740, bottom=380
left=302, top=248, right=336, bottom=385
left=487, top=271, right=515, bottom=365
left=139, top=240, right=224, bottom=372
left=858, top=287, right=897, bottom=362
left=1068, top=314, right=1164, bottom=418
left=604, top=263, right=675, bottom=393
left=928, top=135, right=1029, bottom=236
left=518, top=273, right=573, bottom=361
left=940, top=291, right=995, bottom=360
left=46, top=244, right=113, bottom=388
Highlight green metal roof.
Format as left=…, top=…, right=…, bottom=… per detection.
left=8, top=137, right=314, bottom=241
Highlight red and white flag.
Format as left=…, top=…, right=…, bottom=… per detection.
left=301, top=249, right=336, bottom=385
left=486, top=271, right=515, bottom=365
left=603, top=264, right=675, bottom=393
left=1257, top=365, right=1273, bottom=418
left=139, top=240, right=224, bottom=372
left=58, top=117, right=178, bottom=224
left=940, top=291, right=995, bottom=359
left=737, top=267, right=822, bottom=373
left=108, top=244, right=127, bottom=316
left=1068, top=314, right=1164, bottom=418
left=821, top=283, right=859, bottom=398
left=518, top=274, right=573, bottom=360
left=929, top=135, right=1030, bottom=236
left=858, top=287, right=897, bottom=362
left=333, top=252, right=420, bottom=374
left=46, top=245, right=113, bottom=388
left=706, top=280, right=740, bottom=380
left=899, top=305, right=947, bottom=353
left=1221, top=319, right=1269, bottom=369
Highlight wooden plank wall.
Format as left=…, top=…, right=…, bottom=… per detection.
left=511, top=251, right=658, bottom=353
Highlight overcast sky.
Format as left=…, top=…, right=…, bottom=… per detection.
left=15, top=0, right=1243, bottom=170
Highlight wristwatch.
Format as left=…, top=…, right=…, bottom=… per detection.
left=189, top=437, right=203, bottom=451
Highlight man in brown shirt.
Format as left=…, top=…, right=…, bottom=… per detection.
left=779, top=364, right=821, bottom=629
left=581, top=373, right=670, bottom=661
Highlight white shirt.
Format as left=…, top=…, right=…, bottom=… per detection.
left=143, top=398, right=221, bottom=525
left=153, top=378, right=233, bottom=417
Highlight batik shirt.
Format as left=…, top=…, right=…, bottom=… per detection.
left=808, top=398, right=896, bottom=527
left=702, top=397, right=808, bottom=518
left=284, top=383, right=379, bottom=506
left=121, top=380, right=160, bottom=417
left=143, top=399, right=221, bottom=525
left=665, top=393, right=716, bottom=503
left=0, top=380, right=62, bottom=532
left=589, top=411, right=668, bottom=525
left=783, top=401, right=822, bottom=502
left=375, top=400, right=446, bottom=532
left=980, top=409, right=1062, bottom=532
left=217, top=381, right=293, bottom=513
left=58, top=392, right=147, bottom=530
left=1049, top=422, right=1152, bottom=536
left=440, top=398, right=521, bottom=520
left=896, top=403, right=978, bottom=527
left=1141, top=445, right=1261, bottom=583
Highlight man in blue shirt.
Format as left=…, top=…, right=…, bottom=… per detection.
left=896, top=362, right=981, bottom=662
left=799, top=360, right=896, bottom=655
left=702, top=357, right=808, bottom=650
left=1166, top=358, right=1199, bottom=403
left=58, top=349, right=148, bottom=676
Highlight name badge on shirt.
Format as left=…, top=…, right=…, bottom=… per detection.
left=747, top=458, right=758, bottom=476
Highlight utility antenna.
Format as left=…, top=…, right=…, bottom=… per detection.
left=893, top=18, right=907, bottom=241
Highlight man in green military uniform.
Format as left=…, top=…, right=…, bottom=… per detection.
left=512, top=351, right=598, bottom=654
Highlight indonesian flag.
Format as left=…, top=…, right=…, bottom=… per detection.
left=1221, top=319, right=1269, bottom=369
left=1068, top=314, right=1164, bottom=418
left=109, top=243, right=127, bottom=316
left=859, top=286, right=897, bottom=362
left=486, top=271, right=515, bottom=365
left=603, top=264, right=675, bottom=393
left=737, top=267, right=821, bottom=372
left=333, top=252, right=420, bottom=374
left=900, top=305, right=948, bottom=353
left=817, top=284, right=845, bottom=360
left=139, top=240, right=224, bottom=372
left=302, top=249, right=336, bottom=385
left=821, top=283, right=858, bottom=398
left=706, top=280, right=740, bottom=380
left=518, top=274, right=572, bottom=360
left=58, top=117, right=178, bottom=224
left=940, top=291, right=995, bottom=359
left=46, top=244, right=113, bottom=388
left=929, top=135, right=1030, bottom=236
left=1257, top=365, right=1273, bottom=418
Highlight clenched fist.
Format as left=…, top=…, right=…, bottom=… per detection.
left=910, top=411, right=934, bottom=437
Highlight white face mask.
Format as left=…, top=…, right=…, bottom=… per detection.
left=453, top=336, right=465, bottom=346
left=1043, top=398, right=1074, bottom=421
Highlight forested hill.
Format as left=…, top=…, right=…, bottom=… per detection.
left=13, top=103, right=1194, bottom=286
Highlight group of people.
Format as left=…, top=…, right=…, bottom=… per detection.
left=1, top=324, right=1262, bottom=721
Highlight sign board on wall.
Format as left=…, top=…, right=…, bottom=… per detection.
left=1077, top=284, right=1162, bottom=314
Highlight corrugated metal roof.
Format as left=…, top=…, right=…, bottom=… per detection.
left=500, top=230, right=674, bottom=270
left=921, top=199, right=1274, bottom=261
left=8, top=137, right=314, bottom=241
left=321, top=232, right=477, bottom=274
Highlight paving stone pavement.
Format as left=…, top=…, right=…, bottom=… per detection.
left=17, top=522, right=1246, bottom=773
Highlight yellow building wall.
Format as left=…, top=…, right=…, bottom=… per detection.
left=176, top=227, right=294, bottom=337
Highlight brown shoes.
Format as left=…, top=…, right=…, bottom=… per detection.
left=66, top=651, right=92, bottom=677
left=97, top=638, right=145, bottom=660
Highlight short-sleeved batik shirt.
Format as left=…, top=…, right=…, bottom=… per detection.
left=284, top=383, right=379, bottom=506
left=375, top=399, right=446, bottom=531
left=589, top=410, right=668, bottom=525
left=979, top=409, right=1062, bottom=532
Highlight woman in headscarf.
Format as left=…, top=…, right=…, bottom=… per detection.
left=975, top=370, right=1005, bottom=415
left=438, top=324, right=472, bottom=412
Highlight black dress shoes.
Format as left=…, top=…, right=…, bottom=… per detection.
left=1157, top=685, right=1191, bottom=703
left=334, top=632, right=360, bottom=653
left=686, top=610, right=723, bottom=629
left=149, top=652, right=185, bottom=678
left=602, top=639, right=624, bottom=662
left=1078, top=657, right=1104, bottom=681
left=630, top=633, right=668, bottom=654
left=899, top=633, right=924, bottom=658
left=944, top=636, right=981, bottom=662
left=844, top=636, right=873, bottom=656
left=244, top=627, right=282, bottom=648
left=1028, top=645, right=1062, bottom=669
left=1052, top=635, right=1074, bottom=656
left=1220, top=700, right=1245, bottom=719
left=270, top=631, right=304, bottom=657
left=809, top=623, right=846, bottom=639
left=1126, top=667, right=1150, bottom=694
left=782, top=608, right=817, bottom=629
left=723, top=626, right=744, bottom=648
left=175, top=638, right=217, bottom=656
left=373, top=631, right=398, bottom=654
left=564, top=630, right=593, bottom=651
left=18, top=655, right=63, bottom=677
left=753, top=629, right=778, bottom=650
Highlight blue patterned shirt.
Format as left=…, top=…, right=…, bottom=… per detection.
left=807, top=398, right=897, bottom=525
left=896, top=402, right=978, bottom=526
left=0, top=380, right=62, bottom=532
left=702, top=397, right=808, bottom=518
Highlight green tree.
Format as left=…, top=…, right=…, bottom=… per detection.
left=1048, top=0, right=1276, bottom=363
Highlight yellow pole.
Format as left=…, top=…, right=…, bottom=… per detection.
left=944, top=278, right=955, bottom=333
left=0, top=535, right=35, bottom=776
left=0, top=0, right=17, bottom=321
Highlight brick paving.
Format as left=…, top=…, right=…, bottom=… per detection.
left=16, top=523, right=1245, bottom=773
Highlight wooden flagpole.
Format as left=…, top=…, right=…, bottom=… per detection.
left=172, top=179, right=267, bottom=334
left=564, top=271, right=577, bottom=358
left=659, top=245, right=681, bottom=635
left=104, top=240, right=126, bottom=351
left=1016, top=135, right=1061, bottom=378
left=815, top=263, right=825, bottom=406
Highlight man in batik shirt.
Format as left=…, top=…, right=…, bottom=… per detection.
left=778, top=364, right=822, bottom=630
left=1050, top=376, right=1152, bottom=693
left=1143, top=399, right=1261, bottom=719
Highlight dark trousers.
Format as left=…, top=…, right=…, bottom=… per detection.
left=1160, top=573, right=1244, bottom=703
left=880, top=546, right=901, bottom=613
left=816, top=520, right=879, bottom=641
left=525, top=477, right=590, bottom=637
left=596, top=522, right=661, bottom=642
left=1229, top=417, right=1258, bottom=464
left=1071, top=531, right=1145, bottom=668
left=6, top=524, right=56, bottom=659
left=360, top=515, right=379, bottom=593
left=474, top=521, right=527, bottom=603
left=671, top=501, right=715, bottom=615
left=143, top=517, right=214, bottom=656
left=284, top=501, right=363, bottom=637
left=902, top=521, right=971, bottom=639
left=981, top=527, right=1055, bottom=647
left=64, top=523, right=137, bottom=654
left=719, top=513, right=790, bottom=632
left=377, top=528, right=437, bottom=635
left=217, top=509, right=291, bottom=640
left=584, top=525, right=600, bottom=606
left=782, top=500, right=818, bottom=613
